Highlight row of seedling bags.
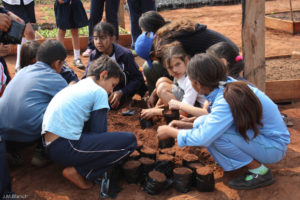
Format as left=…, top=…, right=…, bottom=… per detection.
left=156, top=0, right=241, bottom=11
left=121, top=139, right=215, bottom=195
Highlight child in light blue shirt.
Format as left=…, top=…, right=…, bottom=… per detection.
left=157, top=53, right=290, bottom=190
left=42, top=55, right=136, bottom=190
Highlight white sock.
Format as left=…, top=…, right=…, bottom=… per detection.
left=15, top=37, right=27, bottom=71
left=74, top=49, right=80, bottom=60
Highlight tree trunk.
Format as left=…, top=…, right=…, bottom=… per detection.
left=241, top=0, right=266, bottom=91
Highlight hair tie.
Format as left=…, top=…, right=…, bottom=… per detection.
left=218, top=81, right=227, bottom=88
left=235, top=55, right=243, bottom=63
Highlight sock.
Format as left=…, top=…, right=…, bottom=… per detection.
left=15, top=37, right=27, bottom=71
left=74, top=49, right=80, bottom=60
left=245, top=164, right=269, bottom=181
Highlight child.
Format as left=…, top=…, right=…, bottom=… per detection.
left=168, top=41, right=245, bottom=116
left=82, top=0, right=120, bottom=57
left=83, top=22, right=146, bottom=109
left=55, top=0, right=88, bottom=69
left=0, top=44, right=10, bottom=97
left=0, top=39, right=68, bottom=167
left=141, top=41, right=206, bottom=120
left=42, top=55, right=137, bottom=190
left=157, top=53, right=290, bottom=190
left=20, top=40, right=79, bottom=84
left=206, top=41, right=245, bottom=80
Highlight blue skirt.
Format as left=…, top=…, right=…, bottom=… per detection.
left=54, top=0, right=88, bottom=30
left=3, top=0, right=36, bottom=24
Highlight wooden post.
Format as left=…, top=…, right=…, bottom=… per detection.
left=241, top=0, right=266, bottom=91
left=118, top=1, right=125, bottom=29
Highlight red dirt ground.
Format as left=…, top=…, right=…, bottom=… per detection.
left=3, top=0, right=300, bottom=199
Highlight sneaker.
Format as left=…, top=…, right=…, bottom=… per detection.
left=82, top=48, right=93, bottom=57
left=31, top=147, right=51, bottom=167
left=73, top=59, right=85, bottom=70
left=228, top=170, right=275, bottom=190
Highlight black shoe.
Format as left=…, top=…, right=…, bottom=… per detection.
left=31, top=146, right=51, bottom=167
left=73, top=59, right=85, bottom=69
left=228, top=170, right=275, bottom=190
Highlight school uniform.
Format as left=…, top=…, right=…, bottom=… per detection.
left=3, top=0, right=36, bottom=24
left=54, top=0, right=88, bottom=30
left=42, top=77, right=136, bottom=181
left=0, top=61, right=68, bottom=143
left=177, top=77, right=290, bottom=171
left=87, top=0, right=120, bottom=50
left=127, top=0, right=156, bottom=49
left=172, top=75, right=206, bottom=107
left=83, top=43, right=146, bottom=99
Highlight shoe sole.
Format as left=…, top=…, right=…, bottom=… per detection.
left=229, top=179, right=275, bottom=190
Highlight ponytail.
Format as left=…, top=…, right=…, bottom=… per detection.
left=223, top=81, right=263, bottom=141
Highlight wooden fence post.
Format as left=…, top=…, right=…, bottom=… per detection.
left=118, top=1, right=125, bottom=29
left=242, top=0, right=266, bottom=91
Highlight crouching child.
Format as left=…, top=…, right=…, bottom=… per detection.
left=42, top=55, right=137, bottom=190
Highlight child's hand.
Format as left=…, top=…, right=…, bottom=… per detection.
left=147, top=90, right=158, bottom=108
left=0, top=14, right=11, bottom=32
left=109, top=91, right=122, bottom=109
left=0, top=44, right=10, bottom=57
left=169, top=120, right=193, bottom=129
left=168, top=99, right=181, bottom=110
left=157, top=125, right=178, bottom=140
left=141, top=108, right=162, bottom=120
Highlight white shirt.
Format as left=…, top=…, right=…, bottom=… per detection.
left=176, top=75, right=206, bottom=106
left=3, top=0, right=34, bottom=6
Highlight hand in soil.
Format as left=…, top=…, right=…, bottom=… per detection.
left=109, top=91, right=122, bottom=109
left=157, top=125, right=179, bottom=140
left=62, top=167, right=93, bottom=190
left=141, top=108, right=163, bottom=119
left=169, top=120, right=193, bottom=129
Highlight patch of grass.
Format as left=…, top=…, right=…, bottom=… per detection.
left=37, top=25, right=129, bottom=38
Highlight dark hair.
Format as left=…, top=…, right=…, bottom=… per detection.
left=207, top=42, right=244, bottom=78
left=139, top=11, right=166, bottom=33
left=223, top=82, right=263, bottom=141
left=161, top=41, right=188, bottom=69
left=36, top=39, right=66, bottom=66
left=187, top=53, right=263, bottom=141
left=20, top=40, right=40, bottom=69
left=93, top=22, right=116, bottom=37
left=87, top=54, right=123, bottom=81
left=187, top=53, right=227, bottom=89
left=154, top=18, right=195, bottom=58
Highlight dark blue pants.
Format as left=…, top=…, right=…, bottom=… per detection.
left=45, top=131, right=136, bottom=181
left=127, top=0, right=156, bottom=49
left=87, top=0, right=120, bottom=50
left=0, top=134, right=12, bottom=198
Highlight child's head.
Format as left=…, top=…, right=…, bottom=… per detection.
left=187, top=53, right=227, bottom=93
left=20, top=40, right=40, bottom=69
left=93, top=22, right=116, bottom=55
left=188, top=53, right=263, bottom=142
left=87, top=55, right=123, bottom=94
left=162, top=41, right=189, bottom=79
left=139, top=11, right=166, bottom=33
left=36, top=39, right=66, bottom=73
left=206, top=42, right=244, bottom=78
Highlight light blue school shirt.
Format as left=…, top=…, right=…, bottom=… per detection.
left=42, top=77, right=110, bottom=140
left=0, top=61, right=67, bottom=142
left=177, top=77, right=290, bottom=152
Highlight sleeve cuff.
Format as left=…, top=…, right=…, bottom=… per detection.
left=177, top=129, right=188, bottom=147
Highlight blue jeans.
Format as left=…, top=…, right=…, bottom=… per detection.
left=0, top=134, right=12, bottom=198
left=45, top=131, right=136, bottom=181
left=127, top=0, right=156, bottom=49
left=87, top=0, right=120, bottom=50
